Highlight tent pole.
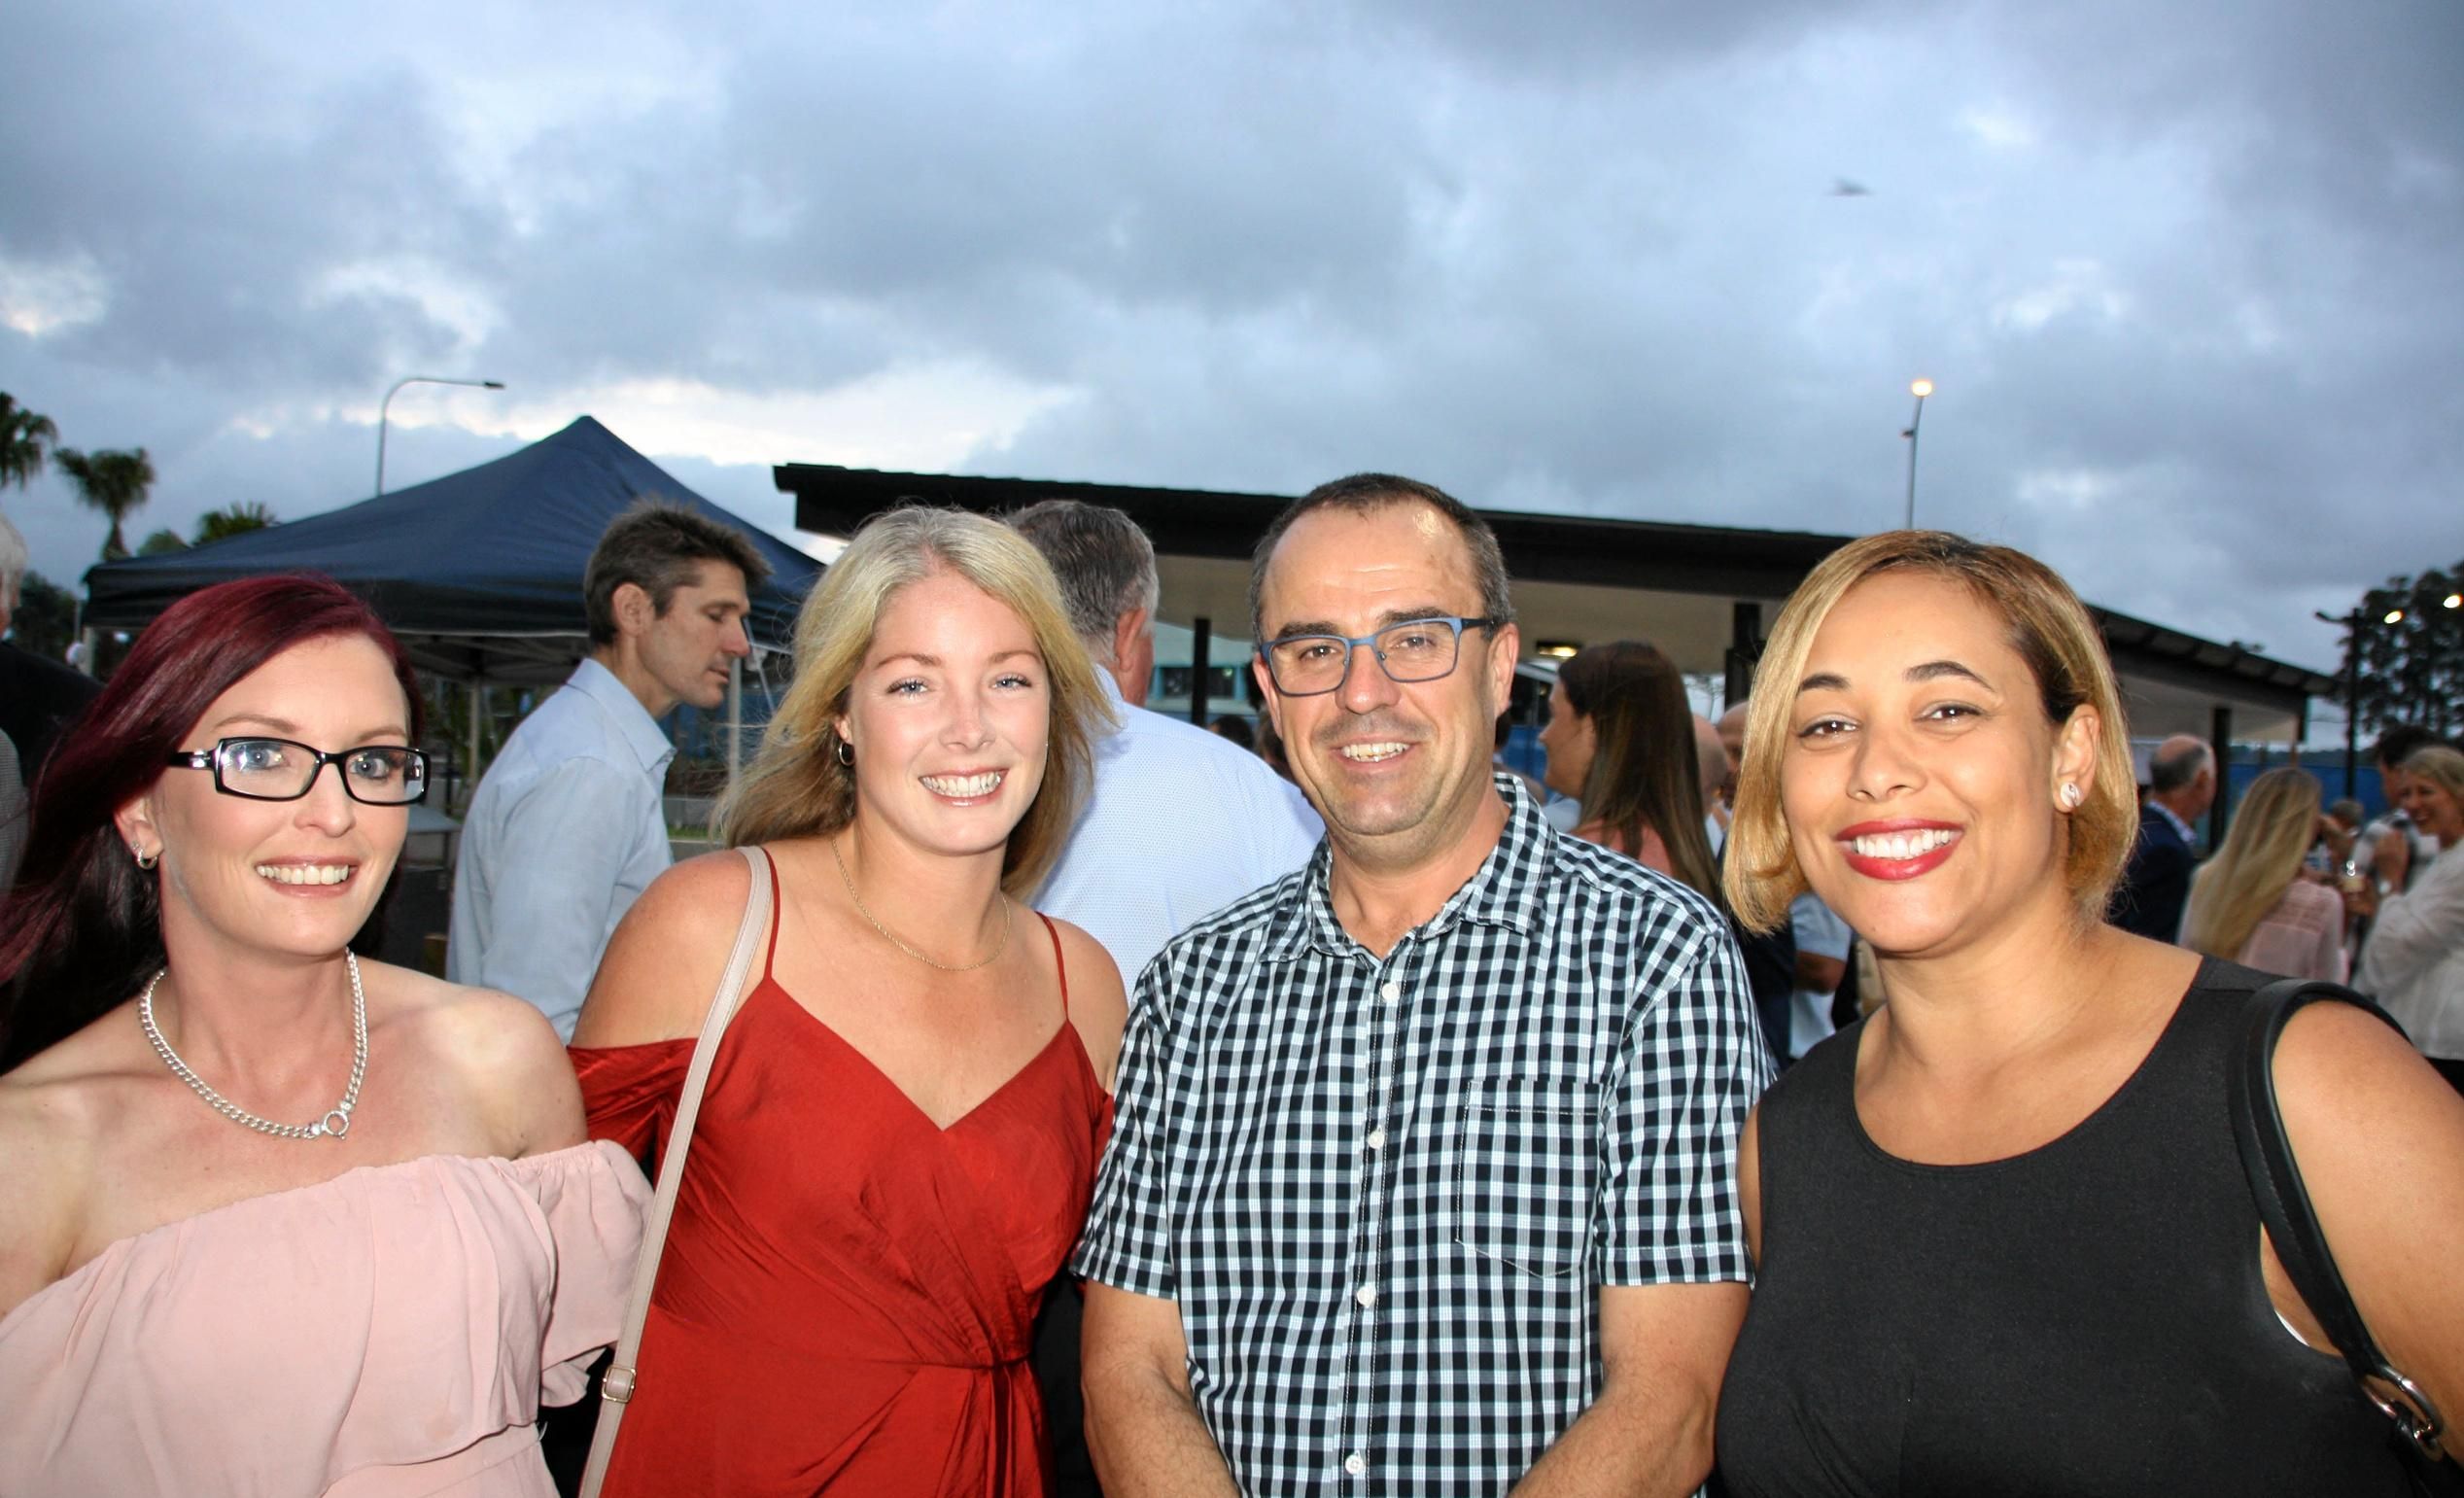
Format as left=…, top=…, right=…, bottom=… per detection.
left=467, top=679, right=484, bottom=814
left=726, top=656, right=744, bottom=787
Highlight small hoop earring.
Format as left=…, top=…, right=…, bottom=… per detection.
left=835, top=740, right=854, bottom=768
left=134, top=846, right=159, bottom=870
left=2058, top=783, right=2082, bottom=811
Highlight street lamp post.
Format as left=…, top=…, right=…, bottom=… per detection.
left=2314, top=606, right=2367, bottom=799
left=1901, top=378, right=1932, bottom=530
left=376, top=375, right=505, bottom=496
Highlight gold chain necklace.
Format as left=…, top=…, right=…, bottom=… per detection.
left=829, top=835, right=1013, bottom=972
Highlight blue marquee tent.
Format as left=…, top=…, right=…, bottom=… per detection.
left=84, top=415, right=819, bottom=683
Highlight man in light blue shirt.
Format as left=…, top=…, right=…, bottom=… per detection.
left=448, top=503, right=767, bottom=1037
left=1786, top=890, right=1853, bottom=1061
left=1007, top=498, right=1321, bottom=1498
left=1009, top=500, right=1324, bottom=987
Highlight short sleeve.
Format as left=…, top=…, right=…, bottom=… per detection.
left=1596, top=927, right=1775, bottom=1285
left=1789, top=892, right=1853, bottom=962
left=1070, top=954, right=1183, bottom=1298
left=572, top=1040, right=692, bottom=1164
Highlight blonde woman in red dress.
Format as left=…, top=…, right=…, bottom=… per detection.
left=571, top=505, right=1126, bottom=1497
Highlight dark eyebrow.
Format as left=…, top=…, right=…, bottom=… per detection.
left=1375, top=606, right=1463, bottom=631
left=1907, top=659, right=1992, bottom=688
left=1268, top=607, right=1466, bottom=643
left=1796, top=660, right=1993, bottom=695
left=208, top=713, right=411, bottom=742
left=212, top=712, right=303, bottom=734
left=1267, top=620, right=1341, bottom=643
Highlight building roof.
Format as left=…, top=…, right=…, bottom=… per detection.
left=775, top=462, right=2338, bottom=738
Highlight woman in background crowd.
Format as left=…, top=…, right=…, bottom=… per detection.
left=1538, top=639, right=1722, bottom=900
left=0, top=575, right=644, bottom=1496
left=2181, top=765, right=2347, bottom=981
left=571, top=506, right=1126, bottom=1496
left=2358, top=744, right=2464, bottom=1094
left=1715, top=531, right=2463, bottom=1496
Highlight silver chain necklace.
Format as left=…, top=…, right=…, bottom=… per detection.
left=137, top=952, right=368, bottom=1140
left=830, top=835, right=1013, bottom=972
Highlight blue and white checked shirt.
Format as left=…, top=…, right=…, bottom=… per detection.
left=1036, top=669, right=1323, bottom=988
left=448, top=658, right=675, bottom=1038
left=1073, top=776, right=1772, bottom=1496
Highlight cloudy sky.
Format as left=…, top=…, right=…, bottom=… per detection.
left=4, top=0, right=2458, bottom=690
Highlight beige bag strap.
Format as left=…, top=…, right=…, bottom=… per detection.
left=577, top=845, right=772, bottom=1498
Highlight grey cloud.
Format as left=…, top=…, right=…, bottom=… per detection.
left=4, top=0, right=2458, bottom=688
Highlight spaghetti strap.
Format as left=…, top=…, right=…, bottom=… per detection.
left=1038, top=912, right=1070, bottom=1018
left=758, top=847, right=784, bottom=980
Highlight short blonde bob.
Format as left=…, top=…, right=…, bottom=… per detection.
left=715, top=505, right=1115, bottom=897
left=1722, top=531, right=2136, bottom=935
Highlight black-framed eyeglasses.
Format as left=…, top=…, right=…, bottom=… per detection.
left=1258, top=616, right=1505, bottom=697
left=165, top=737, right=430, bottom=806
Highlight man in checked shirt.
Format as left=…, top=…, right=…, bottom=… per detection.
left=1074, top=472, right=1775, bottom=1496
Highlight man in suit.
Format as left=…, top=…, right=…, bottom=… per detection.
left=2111, top=734, right=2215, bottom=940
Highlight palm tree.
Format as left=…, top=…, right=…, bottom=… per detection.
left=53, top=447, right=156, bottom=561
left=1, top=393, right=59, bottom=490
left=194, top=502, right=276, bottom=544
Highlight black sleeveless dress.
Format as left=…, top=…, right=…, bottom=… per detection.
left=1714, top=958, right=2410, bottom=1497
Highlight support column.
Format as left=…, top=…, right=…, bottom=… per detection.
left=465, top=679, right=484, bottom=816
left=1724, top=602, right=1762, bottom=707
left=1190, top=615, right=1213, bottom=727
left=2208, top=705, right=2234, bottom=851
left=726, top=655, right=744, bottom=786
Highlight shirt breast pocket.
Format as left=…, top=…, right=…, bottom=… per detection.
left=1450, top=1086, right=1595, bottom=1279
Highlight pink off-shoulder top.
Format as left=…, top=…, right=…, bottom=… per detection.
left=0, top=1139, right=648, bottom=1497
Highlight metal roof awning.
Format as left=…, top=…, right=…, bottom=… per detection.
left=776, top=463, right=2338, bottom=744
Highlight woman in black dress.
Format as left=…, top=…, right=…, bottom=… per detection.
left=1715, top=531, right=2464, bottom=1496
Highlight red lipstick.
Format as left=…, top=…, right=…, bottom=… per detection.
left=1835, top=819, right=1963, bottom=882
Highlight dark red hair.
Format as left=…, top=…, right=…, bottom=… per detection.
left=0, top=575, right=422, bottom=1070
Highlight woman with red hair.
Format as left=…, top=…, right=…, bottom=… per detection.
left=0, top=575, right=647, bottom=1496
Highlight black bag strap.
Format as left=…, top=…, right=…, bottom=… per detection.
left=2230, top=977, right=2457, bottom=1477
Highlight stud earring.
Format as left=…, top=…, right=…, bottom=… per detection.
left=835, top=740, right=855, bottom=768
left=134, top=845, right=160, bottom=870
left=2058, top=783, right=2082, bottom=811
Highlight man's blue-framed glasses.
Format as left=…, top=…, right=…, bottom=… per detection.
left=1259, top=616, right=1505, bottom=697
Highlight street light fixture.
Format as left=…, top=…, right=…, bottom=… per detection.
left=376, top=375, right=506, bottom=496
left=1901, top=378, right=1933, bottom=529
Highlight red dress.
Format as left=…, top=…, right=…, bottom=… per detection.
left=572, top=854, right=1111, bottom=1497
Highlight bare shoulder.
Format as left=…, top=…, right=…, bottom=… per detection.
left=375, top=961, right=568, bottom=1084
left=2273, top=996, right=2450, bottom=1109
left=2272, top=996, right=2464, bottom=1404
left=0, top=1025, right=121, bottom=1315
left=1047, top=914, right=1128, bottom=1090
left=366, top=961, right=584, bottom=1156
left=572, top=847, right=762, bottom=1047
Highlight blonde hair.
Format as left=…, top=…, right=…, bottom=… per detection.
left=1722, top=531, right=2137, bottom=934
left=714, top=505, right=1114, bottom=896
left=2402, top=745, right=2464, bottom=809
left=2182, top=767, right=2323, bottom=958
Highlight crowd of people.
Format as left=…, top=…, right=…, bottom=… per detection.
left=0, top=479, right=2459, bottom=1497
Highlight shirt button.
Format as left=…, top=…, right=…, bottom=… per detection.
left=1380, top=980, right=1401, bottom=1004
left=1344, top=1454, right=1367, bottom=1476
left=1355, top=1285, right=1377, bottom=1307
left=1366, top=1126, right=1387, bottom=1151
